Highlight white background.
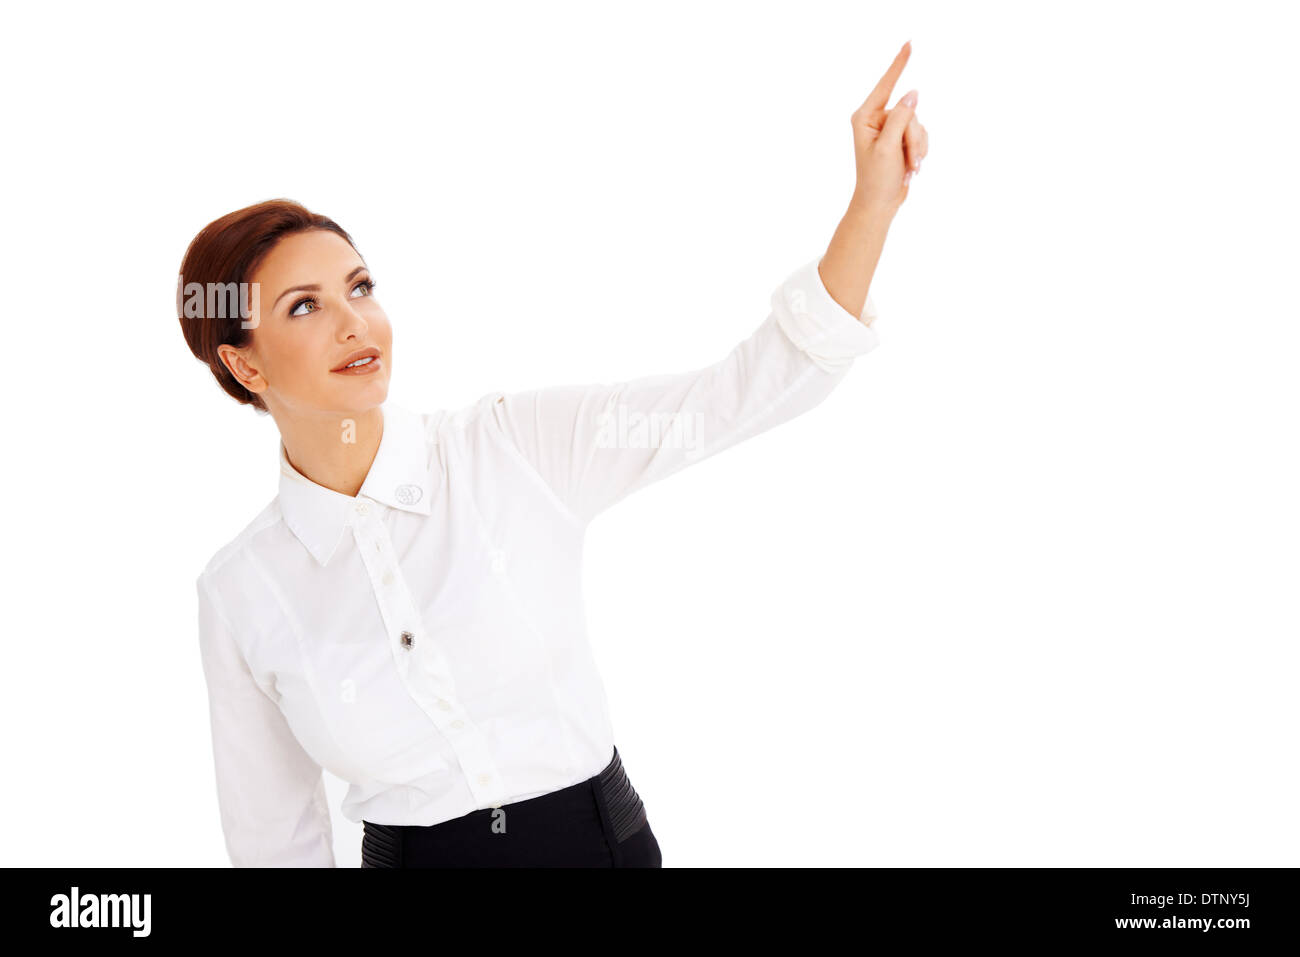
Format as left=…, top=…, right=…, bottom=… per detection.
left=1, top=0, right=1295, bottom=867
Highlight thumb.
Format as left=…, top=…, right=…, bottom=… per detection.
left=881, top=89, right=918, bottom=149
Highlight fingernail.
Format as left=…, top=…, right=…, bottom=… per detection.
left=903, top=170, right=913, bottom=186
left=902, top=89, right=918, bottom=107
left=915, top=159, right=922, bottom=175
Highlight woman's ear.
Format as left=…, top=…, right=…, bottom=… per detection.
left=217, top=343, right=266, bottom=398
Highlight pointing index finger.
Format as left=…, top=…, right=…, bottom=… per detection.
left=858, top=40, right=911, bottom=115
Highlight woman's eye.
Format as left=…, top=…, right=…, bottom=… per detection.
left=287, top=280, right=372, bottom=317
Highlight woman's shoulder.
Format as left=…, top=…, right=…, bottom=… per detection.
left=426, top=391, right=503, bottom=429
left=196, top=495, right=284, bottom=587
left=419, top=392, right=516, bottom=454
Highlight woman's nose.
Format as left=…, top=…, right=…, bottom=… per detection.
left=337, top=298, right=370, bottom=339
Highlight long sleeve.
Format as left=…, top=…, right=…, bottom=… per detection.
left=489, top=256, right=880, bottom=524
left=196, top=574, right=336, bottom=867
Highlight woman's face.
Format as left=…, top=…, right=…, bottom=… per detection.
left=222, top=228, right=392, bottom=418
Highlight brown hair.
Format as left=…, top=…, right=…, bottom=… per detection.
left=177, top=198, right=359, bottom=412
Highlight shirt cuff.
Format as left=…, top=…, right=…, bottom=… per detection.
left=772, top=256, right=880, bottom=372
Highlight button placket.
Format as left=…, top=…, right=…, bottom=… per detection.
left=350, top=503, right=509, bottom=808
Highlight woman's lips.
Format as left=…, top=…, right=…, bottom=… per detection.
left=332, top=356, right=383, bottom=376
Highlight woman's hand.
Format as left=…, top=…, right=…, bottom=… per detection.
left=849, top=40, right=929, bottom=217
left=815, top=41, right=929, bottom=323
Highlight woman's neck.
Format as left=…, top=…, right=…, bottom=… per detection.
left=275, top=405, right=385, bottom=498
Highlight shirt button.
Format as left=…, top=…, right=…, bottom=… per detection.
left=382, top=570, right=395, bottom=586
left=450, top=719, right=464, bottom=729
left=478, top=772, right=492, bottom=785
left=436, top=698, right=452, bottom=711
left=400, top=631, right=414, bottom=649
left=489, top=550, right=507, bottom=575
left=355, top=501, right=370, bottom=516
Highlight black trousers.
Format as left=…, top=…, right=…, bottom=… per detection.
left=361, top=746, right=662, bottom=867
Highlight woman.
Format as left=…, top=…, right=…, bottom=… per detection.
left=178, top=43, right=928, bottom=868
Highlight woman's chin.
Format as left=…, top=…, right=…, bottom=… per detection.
left=325, top=378, right=390, bottom=415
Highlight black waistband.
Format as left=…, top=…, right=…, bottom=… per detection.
left=596, top=746, right=648, bottom=843
left=361, top=745, right=647, bottom=867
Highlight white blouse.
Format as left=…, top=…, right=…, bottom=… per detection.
left=195, top=256, right=880, bottom=866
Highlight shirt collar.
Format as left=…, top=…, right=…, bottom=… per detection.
left=277, top=402, right=435, bottom=566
